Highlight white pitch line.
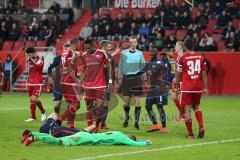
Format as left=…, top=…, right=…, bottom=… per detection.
left=71, top=138, right=240, bottom=160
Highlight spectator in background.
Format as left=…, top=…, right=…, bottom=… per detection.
left=155, top=1, right=164, bottom=17
left=178, top=1, right=190, bottom=16
left=91, top=24, right=103, bottom=40
left=146, top=13, right=156, bottom=29
left=227, top=1, right=239, bottom=17
left=164, top=33, right=177, bottom=50
left=6, top=2, right=17, bottom=14
left=170, top=11, right=181, bottom=29
left=138, top=23, right=150, bottom=37
left=198, top=32, right=216, bottom=51
left=0, top=4, right=6, bottom=14
left=102, top=24, right=114, bottom=40
left=138, top=35, right=149, bottom=51
left=159, top=11, right=169, bottom=28
left=217, top=10, right=232, bottom=29
left=8, top=22, right=20, bottom=40
left=80, top=22, right=92, bottom=40
left=115, top=22, right=128, bottom=40
left=90, top=13, right=101, bottom=27
left=41, top=25, right=53, bottom=46
left=4, top=15, right=13, bottom=29
left=20, top=25, right=30, bottom=41
left=128, top=22, right=138, bottom=36
left=17, top=3, right=28, bottom=14
left=40, top=14, right=50, bottom=27
left=186, top=24, right=199, bottom=37
left=151, top=23, right=165, bottom=38
left=101, top=13, right=112, bottom=28
left=181, top=11, right=193, bottom=29
left=29, top=23, right=41, bottom=41
left=31, top=17, right=39, bottom=27
left=114, top=13, right=125, bottom=28
left=152, top=33, right=164, bottom=51
left=222, top=21, right=236, bottom=40
left=192, top=32, right=200, bottom=50
left=212, top=1, right=224, bottom=18
left=0, top=21, right=8, bottom=41
left=48, top=1, right=61, bottom=14
left=225, top=31, right=238, bottom=51
left=3, top=55, right=16, bottom=91
left=62, top=3, right=74, bottom=25
left=135, top=13, right=146, bottom=27
left=20, top=12, right=31, bottom=27
left=195, top=11, right=208, bottom=29
left=124, top=12, right=133, bottom=28
left=51, top=15, right=61, bottom=36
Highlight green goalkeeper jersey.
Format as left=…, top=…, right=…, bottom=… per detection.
left=32, top=131, right=150, bottom=146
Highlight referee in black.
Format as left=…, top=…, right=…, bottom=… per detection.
left=118, top=36, right=145, bottom=130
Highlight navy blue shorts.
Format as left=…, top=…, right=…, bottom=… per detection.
left=39, top=118, right=58, bottom=134
left=146, top=94, right=168, bottom=106
left=53, top=89, right=63, bottom=101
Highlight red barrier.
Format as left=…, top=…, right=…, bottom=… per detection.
left=1, top=51, right=240, bottom=94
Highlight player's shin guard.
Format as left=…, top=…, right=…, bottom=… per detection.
left=86, top=100, right=94, bottom=126
left=36, top=100, right=45, bottom=114
left=174, top=99, right=184, bottom=115
left=67, top=104, right=79, bottom=128
left=134, top=106, right=141, bottom=123
left=145, top=105, right=157, bottom=125
left=100, top=105, right=108, bottom=128
left=123, top=105, right=130, bottom=122
left=185, top=119, right=193, bottom=136
left=195, top=109, right=204, bottom=129
left=157, top=104, right=166, bottom=128
left=30, top=103, right=36, bottom=119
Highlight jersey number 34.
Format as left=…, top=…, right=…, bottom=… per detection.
left=187, top=60, right=201, bottom=76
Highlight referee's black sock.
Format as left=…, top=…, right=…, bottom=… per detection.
left=145, top=105, right=157, bottom=125
left=157, top=104, right=166, bottom=128
left=123, top=105, right=130, bottom=122
left=134, top=106, right=141, bottom=123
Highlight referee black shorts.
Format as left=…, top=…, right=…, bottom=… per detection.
left=122, top=75, right=143, bottom=97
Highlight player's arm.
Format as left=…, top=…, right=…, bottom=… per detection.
left=31, top=57, right=44, bottom=69
left=47, top=56, right=61, bottom=76
left=175, top=58, right=182, bottom=92
left=202, top=71, right=208, bottom=96
left=117, top=52, right=124, bottom=84
left=68, top=59, right=79, bottom=83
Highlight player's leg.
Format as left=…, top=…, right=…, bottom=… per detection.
left=192, top=93, right=205, bottom=138
left=95, top=89, right=105, bottom=133
left=157, top=95, right=167, bottom=133
left=181, top=92, right=194, bottom=138
left=53, top=88, right=63, bottom=114
left=84, top=88, right=95, bottom=127
left=100, top=97, right=109, bottom=130
left=133, top=96, right=141, bottom=130
left=25, top=86, right=37, bottom=122
left=145, top=97, right=160, bottom=132
left=171, top=92, right=184, bottom=121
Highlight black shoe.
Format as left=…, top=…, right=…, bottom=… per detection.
left=123, top=120, right=128, bottom=128
left=198, top=128, right=205, bottom=139
left=134, top=122, right=140, bottom=130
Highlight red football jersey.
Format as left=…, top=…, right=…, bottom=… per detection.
left=27, top=56, right=44, bottom=85
left=81, top=49, right=109, bottom=89
left=60, top=48, right=77, bottom=83
left=177, top=52, right=206, bottom=92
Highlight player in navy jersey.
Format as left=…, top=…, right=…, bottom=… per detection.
left=143, top=46, right=168, bottom=133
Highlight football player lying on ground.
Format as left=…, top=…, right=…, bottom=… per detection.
left=21, top=113, right=152, bottom=146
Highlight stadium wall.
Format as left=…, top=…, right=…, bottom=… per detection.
left=0, top=52, right=239, bottom=94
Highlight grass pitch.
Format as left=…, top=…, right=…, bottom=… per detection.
left=0, top=92, right=240, bottom=160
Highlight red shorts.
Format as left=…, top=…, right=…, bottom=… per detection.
left=28, top=85, right=42, bottom=97
left=84, top=88, right=105, bottom=100
left=61, top=76, right=80, bottom=104
left=180, top=92, right=202, bottom=106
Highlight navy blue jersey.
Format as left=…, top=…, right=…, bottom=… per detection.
left=161, top=59, right=172, bottom=83
left=104, top=53, right=115, bottom=83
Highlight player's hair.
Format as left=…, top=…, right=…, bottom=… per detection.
left=70, top=37, right=79, bottom=45
left=63, top=41, right=70, bottom=48
left=26, top=47, right=36, bottom=54
left=84, top=39, right=93, bottom=45
left=128, top=135, right=137, bottom=141
left=129, top=35, right=137, bottom=40
left=184, top=38, right=193, bottom=50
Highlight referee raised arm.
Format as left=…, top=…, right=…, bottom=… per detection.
left=118, top=36, right=145, bottom=130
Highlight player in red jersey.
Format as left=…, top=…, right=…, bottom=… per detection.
left=80, top=39, right=112, bottom=133
left=172, top=41, right=185, bottom=121
left=25, top=47, right=46, bottom=122
left=59, top=38, right=81, bottom=128
left=175, top=39, right=208, bottom=139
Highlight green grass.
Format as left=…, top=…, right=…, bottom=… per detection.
left=0, top=93, right=240, bottom=160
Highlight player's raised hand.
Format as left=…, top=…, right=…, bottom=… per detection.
left=202, top=88, right=208, bottom=97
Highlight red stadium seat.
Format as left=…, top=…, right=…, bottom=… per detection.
left=25, top=41, right=36, bottom=49
left=36, top=41, right=47, bottom=47
left=176, top=29, right=187, bottom=40
left=165, top=30, right=176, bottom=37
left=13, top=41, right=25, bottom=51
left=217, top=40, right=225, bottom=51
left=232, top=19, right=240, bottom=27
left=1, top=41, right=14, bottom=51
